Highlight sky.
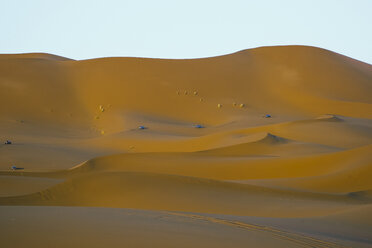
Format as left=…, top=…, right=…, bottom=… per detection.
left=1, top=0, right=372, bottom=64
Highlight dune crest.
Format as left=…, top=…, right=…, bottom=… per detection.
left=315, top=114, right=344, bottom=121
left=0, top=45, right=371, bottom=248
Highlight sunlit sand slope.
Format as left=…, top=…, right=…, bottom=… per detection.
left=5, top=206, right=370, bottom=248
left=0, top=45, right=371, bottom=247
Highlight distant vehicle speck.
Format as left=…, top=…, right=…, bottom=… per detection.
left=193, top=124, right=204, bottom=128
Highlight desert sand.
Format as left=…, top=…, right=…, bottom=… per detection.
left=0, top=45, right=371, bottom=247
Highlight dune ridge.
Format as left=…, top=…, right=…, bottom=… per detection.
left=0, top=45, right=371, bottom=247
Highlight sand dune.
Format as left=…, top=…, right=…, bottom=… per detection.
left=0, top=45, right=371, bottom=247
left=2, top=171, right=369, bottom=218
left=5, top=206, right=368, bottom=248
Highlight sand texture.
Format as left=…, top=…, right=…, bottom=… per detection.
left=0, top=45, right=371, bottom=247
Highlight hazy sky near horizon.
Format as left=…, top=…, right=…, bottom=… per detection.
left=1, top=0, right=372, bottom=63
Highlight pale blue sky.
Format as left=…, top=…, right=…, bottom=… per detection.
left=1, top=0, right=371, bottom=63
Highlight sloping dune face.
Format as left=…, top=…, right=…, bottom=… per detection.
left=0, top=46, right=372, bottom=248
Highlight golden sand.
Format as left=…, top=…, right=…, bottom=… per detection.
left=0, top=45, right=371, bottom=247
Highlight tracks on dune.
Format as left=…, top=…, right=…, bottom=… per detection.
left=168, top=212, right=348, bottom=248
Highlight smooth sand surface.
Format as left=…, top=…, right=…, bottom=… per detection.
left=0, top=45, right=371, bottom=247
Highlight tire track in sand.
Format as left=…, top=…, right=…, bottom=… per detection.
left=168, top=212, right=349, bottom=248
